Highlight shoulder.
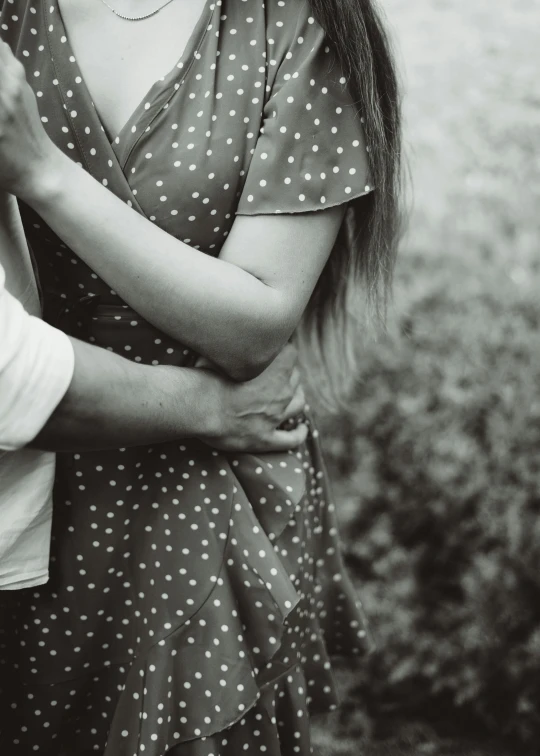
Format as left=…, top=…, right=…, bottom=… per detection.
left=263, top=0, right=319, bottom=26
left=261, top=0, right=335, bottom=83
left=258, top=0, right=346, bottom=103
left=264, top=0, right=326, bottom=50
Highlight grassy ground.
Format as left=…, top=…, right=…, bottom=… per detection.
left=314, top=1, right=540, bottom=753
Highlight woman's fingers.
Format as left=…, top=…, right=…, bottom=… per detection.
left=289, top=366, right=301, bottom=390
left=257, top=423, right=309, bottom=453
left=268, top=343, right=298, bottom=386
left=275, top=342, right=298, bottom=370
left=280, top=384, right=306, bottom=423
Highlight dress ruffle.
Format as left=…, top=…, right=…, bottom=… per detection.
left=1, top=437, right=372, bottom=756
left=98, top=441, right=372, bottom=755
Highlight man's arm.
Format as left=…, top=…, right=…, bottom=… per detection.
left=0, top=264, right=307, bottom=454
left=31, top=336, right=308, bottom=453
left=30, top=336, right=229, bottom=452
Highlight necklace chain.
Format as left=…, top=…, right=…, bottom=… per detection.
left=98, top=0, right=178, bottom=21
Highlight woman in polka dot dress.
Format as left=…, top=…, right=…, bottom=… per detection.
left=0, top=0, right=401, bottom=754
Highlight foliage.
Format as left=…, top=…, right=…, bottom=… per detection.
left=316, top=0, right=540, bottom=750
left=321, top=276, right=540, bottom=748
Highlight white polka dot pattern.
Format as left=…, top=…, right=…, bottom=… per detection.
left=236, top=6, right=374, bottom=215
left=0, top=1, right=374, bottom=754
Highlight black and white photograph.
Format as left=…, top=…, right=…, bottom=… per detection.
left=0, top=1, right=537, bottom=754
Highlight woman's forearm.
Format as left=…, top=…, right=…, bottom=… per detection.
left=23, top=147, right=289, bottom=380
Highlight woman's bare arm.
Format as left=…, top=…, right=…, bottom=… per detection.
left=21, top=146, right=345, bottom=381
left=0, top=42, right=345, bottom=381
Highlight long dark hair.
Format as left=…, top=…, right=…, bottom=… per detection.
left=298, top=0, right=403, bottom=410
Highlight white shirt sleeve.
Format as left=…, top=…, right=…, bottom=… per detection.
left=0, top=264, right=75, bottom=451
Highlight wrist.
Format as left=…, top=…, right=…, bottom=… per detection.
left=192, top=369, right=228, bottom=440
left=18, top=144, right=71, bottom=209
left=162, top=365, right=227, bottom=440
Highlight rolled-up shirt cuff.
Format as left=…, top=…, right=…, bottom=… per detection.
left=0, top=315, right=75, bottom=450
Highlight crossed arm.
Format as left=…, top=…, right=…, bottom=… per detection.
left=2, top=35, right=347, bottom=381
left=0, top=270, right=308, bottom=453
left=1, top=39, right=349, bottom=453
left=21, top=146, right=347, bottom=382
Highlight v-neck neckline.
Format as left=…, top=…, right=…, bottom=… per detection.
left=44, top=0, right=215, bottom=157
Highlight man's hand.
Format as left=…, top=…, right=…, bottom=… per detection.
left=197, top=344, right=308, bottom=453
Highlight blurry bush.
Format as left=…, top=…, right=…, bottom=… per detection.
left=320, top=255, right=540, bottom=749
left=311, top=0, right=540, bottom=750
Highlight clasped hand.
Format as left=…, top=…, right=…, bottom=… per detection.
left=0, top=39, right=57, bottom=200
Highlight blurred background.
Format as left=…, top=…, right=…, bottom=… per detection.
left=314, top=0, right=540, bottom=753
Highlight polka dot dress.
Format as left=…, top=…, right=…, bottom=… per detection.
left=0, top=1, right=375, bottom=754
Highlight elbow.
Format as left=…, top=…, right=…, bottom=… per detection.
left=210, top=313, right=295, bottom=382
left=227, top=364, right=271, bottom=383
left=218, top=341, right=282, bottom=383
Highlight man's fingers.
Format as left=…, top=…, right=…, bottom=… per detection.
left=257, top=424, right=309, bottom=452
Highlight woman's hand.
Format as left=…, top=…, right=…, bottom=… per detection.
left=0, top=39, right=59, bottom=200
left=196, top=344, right=309, bottom=453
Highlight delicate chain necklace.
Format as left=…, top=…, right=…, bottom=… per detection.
left=98, top=0, right=178, bottom=21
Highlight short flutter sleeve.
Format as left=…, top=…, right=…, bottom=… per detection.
left=236, top=5, right=374, bottom=216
